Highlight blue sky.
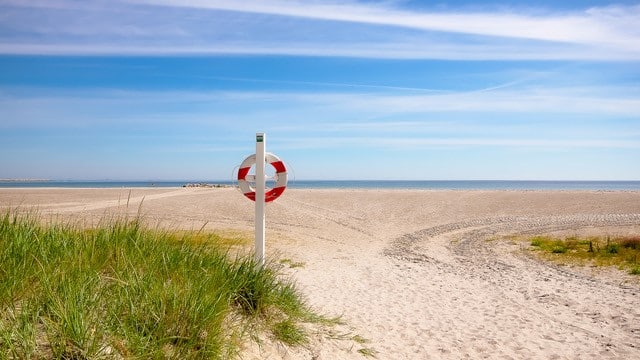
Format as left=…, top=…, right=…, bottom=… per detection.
left=1, top=0, right=639, bottom=181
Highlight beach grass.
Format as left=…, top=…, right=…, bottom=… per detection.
left=0, top=211, right=321, bottom=359
left=528, top=235, right=640, bottom=274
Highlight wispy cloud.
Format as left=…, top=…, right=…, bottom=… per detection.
left=1, top=0, right=638, bottom=59
left=132, top=0, right=640, bottom=45
left=2, top=85, right=637, bottom=155
left=3, top=84, right=639, bottom=128
left=276, top=136, right=640, bottom=151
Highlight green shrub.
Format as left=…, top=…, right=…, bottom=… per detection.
left=530, top=236, right=546, bottom=247
left=550, top=240, right=567, bottom=253
left=606, top=243, right=620, bottom=254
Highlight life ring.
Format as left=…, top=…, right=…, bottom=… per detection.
left=237, top=153, right=287, bottom=202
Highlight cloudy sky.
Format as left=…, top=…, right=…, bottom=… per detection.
left=1, top=0, right=639, bottom=180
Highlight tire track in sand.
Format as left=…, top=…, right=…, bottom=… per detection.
left=40, top=188, right=195, bottom=213
left=383, top=214, right=640, bottom=359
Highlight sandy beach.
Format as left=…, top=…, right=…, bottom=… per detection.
left=2, top=187, right=639, bottom=359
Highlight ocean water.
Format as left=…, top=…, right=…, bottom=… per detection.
left=292, top=180, right=640, bottom=191
left=1, top=180, right=640, bottom=191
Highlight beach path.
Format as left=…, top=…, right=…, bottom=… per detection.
left=2, top=188, right=639, bottom=359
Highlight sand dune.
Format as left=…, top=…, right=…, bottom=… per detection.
left=2, top=188, right=639, bottom=359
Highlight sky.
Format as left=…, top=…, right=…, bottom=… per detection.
left=0, top=0, right=639, bottom=181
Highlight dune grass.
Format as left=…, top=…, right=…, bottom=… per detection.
left=0, top=211, right=321, bottom=359
left=528, top=235, right=640, bottom=275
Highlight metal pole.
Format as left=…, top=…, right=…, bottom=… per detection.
left=255, top=132, right=266, bottom=266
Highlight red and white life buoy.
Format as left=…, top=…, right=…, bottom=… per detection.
left=237, top=153, right=287, bottom=202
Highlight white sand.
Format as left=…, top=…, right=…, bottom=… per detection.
left=2, top=187, right=640, bottom=359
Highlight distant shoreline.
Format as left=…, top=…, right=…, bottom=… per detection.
left=1, top=180, right=640, bottom=191
left=0, top=179, right=50, bottom=182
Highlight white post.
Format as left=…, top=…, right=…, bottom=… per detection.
left=255, top=132, right=266, bottom=266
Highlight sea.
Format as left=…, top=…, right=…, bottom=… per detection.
left=1, top=180, right=640, bottom=191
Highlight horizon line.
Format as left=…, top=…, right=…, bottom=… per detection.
left=2, top=179, right=640, bottom=183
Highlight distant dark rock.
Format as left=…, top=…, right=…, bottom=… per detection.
left=183, top=183, right=232, bottom=188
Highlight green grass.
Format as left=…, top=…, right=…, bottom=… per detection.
left=272, top=319, right=307, bottom=345
left=0, top=211, right=323, bottom=359
left=528, top=235, right=640, bottom=275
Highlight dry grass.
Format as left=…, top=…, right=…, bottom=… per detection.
left=527, top=235, right=640, bottom=275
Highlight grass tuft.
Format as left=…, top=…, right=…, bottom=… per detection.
left=551, top=244, right=567, bottom=254
left=272, top=319, right=307, bottom=345
left=0, top=211, right=324, bottom=358
left=279, top=258, right=305, bottom=268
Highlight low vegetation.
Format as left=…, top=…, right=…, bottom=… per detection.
left=278, top=258, right=305, bottom=269
left=528, top=235, right=640, bottom=275
left=0, top=211, right=323, bottom=359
